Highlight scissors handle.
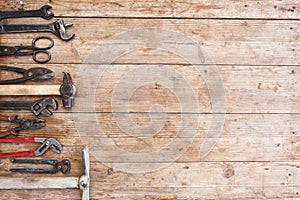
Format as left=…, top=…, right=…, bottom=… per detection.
left=14, top=36, right=54, bottom=63
left=32, top=36, right=54, bottom=63
left=32, top=50, right=52, bottom=64
left=0, top=37, right=53, bottom=63
left=32, top=36, right=54, bottom=50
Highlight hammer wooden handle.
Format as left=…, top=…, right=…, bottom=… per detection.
left=0, top=85, right=61, bottom=95
left=0, top=177, right=79, bottom=189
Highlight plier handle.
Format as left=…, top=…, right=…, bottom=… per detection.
left=10, top=158, right=71, bottom=174
left=0, top=114, right=45, bottom=137
left=0, top=137, right=62, bottom=158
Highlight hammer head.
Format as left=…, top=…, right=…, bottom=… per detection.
left=80, top=146, right=90, bottom=200
left=59, top=72, right=76, bottom=108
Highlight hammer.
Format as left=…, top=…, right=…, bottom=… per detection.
left=0, top=72, right=76, bottom=108
left=0, top=146, right=90, bottom=200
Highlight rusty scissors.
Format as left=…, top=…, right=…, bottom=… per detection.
left=0, top=36, right=54, bottom=63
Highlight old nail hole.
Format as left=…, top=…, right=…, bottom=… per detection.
left=244, top=4, right=248, bottom=7
left=288, top=7, right=295, bottom=12
left=223, top=164, right=235, bottom=179
left=107, top=168, right=113, bottom=175
left=291, top=70, right=295, bottom=74
left=290, top=27, right=294, bottom=30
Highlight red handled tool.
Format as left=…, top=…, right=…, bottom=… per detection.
left=0, top=137, right=62, bottom=158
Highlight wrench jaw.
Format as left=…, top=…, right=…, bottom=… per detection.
left=31, top=97, right=58, bottom=117
left=52, top=19, right=75, bottom=41
left=40, top=5, right=54, bottom=20
left=34, top=138, right=62, bottom=156
left=48, top=138, right=63, bottom=154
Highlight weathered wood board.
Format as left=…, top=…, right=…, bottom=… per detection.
left=1, top=0, right=300, bottom=19
left=0, top=18, right=299, bottom=66
left=0, top=0, right=299, bottom=199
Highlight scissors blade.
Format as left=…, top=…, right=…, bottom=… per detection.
left=0, top=46, right=17, bottom=56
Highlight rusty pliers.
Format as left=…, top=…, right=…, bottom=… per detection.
left=0, top=66, right=54, bottom=84
left=0, top=115, right=45, bottom=137
left=10, top=158, right=71, bottom=174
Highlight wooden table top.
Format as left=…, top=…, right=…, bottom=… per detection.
left=0, top=0, right=299, bottom=199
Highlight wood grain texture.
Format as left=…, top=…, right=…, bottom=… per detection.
left=0, top=177, right=79, bottom=189
left=0, top=1, right=299, bottom=199
left=0, top=160, right=299, bottom=199
left=1, top=64, right=300, bottom=113
left=1, top=112, right=300, bottom=162
left=1, top=0, right=300, bottom=19
left=0, top=18, right=299, bottom=65
left=0, top=85, right=61, bottom=95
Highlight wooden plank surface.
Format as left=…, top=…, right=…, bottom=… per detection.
left=1, top=0, right=300, bottom=19
left=1, top=64, right=300, bottom=113
left=0, top=0, right=299, bottom=199
left=0, top=18, right=299, bottom=65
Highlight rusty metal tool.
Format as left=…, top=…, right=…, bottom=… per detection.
left=0, top=146, right=90, bottom=200
left=0, top=65, right=54, bottom=84
left=0, top=19, right=75, bottom=41
left=59, top=72, right=76, bottom=108
left=0, top=97, right=58, bottom=117
left=0, top=115, right=45, bottom=137
left=0, top=36, right=54, bottom=63
left=0, top=137, right=62, bottom=158
left=0, top=72, right=76, bottom=108
left=0, top=5, right=54, bottom=20
left=10, top=158, right=71, bottom=174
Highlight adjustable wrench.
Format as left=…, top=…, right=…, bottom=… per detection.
left=0, top=19, right=75, bottom=41
left=0, top=5, right=54, bottom=21
left=0, top=97, right=58, bottom=117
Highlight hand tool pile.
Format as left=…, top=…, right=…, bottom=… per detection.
left=0, top=5, right=89, bottom=200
